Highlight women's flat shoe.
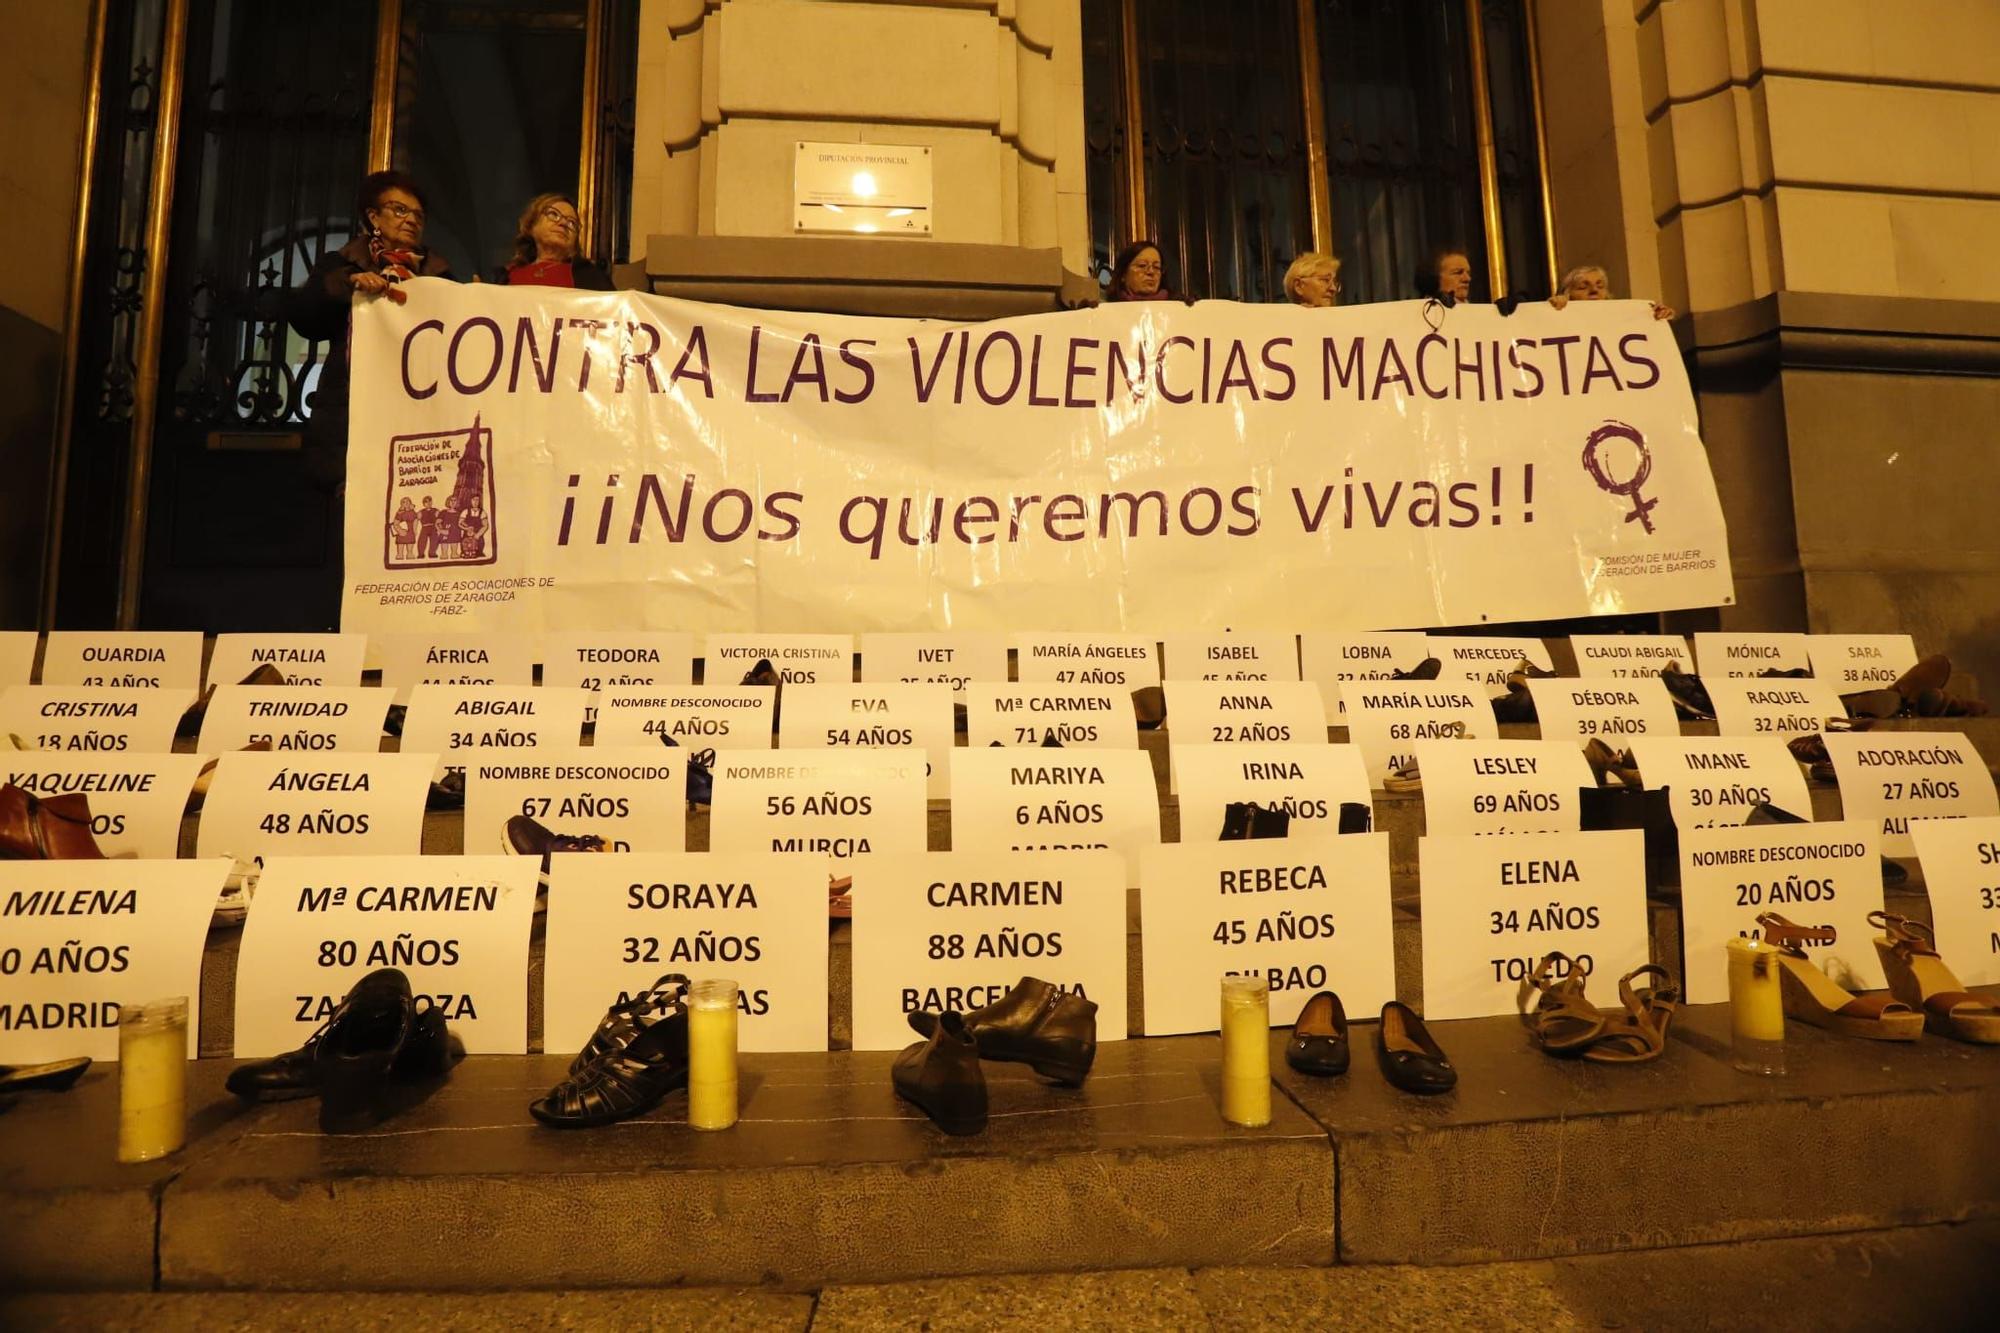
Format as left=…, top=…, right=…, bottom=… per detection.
left=532, top=979, right=692, bottom=1127
left=892, top=1010, right=988, bottom=1135
left=1286, top=990, right=1350, bottom=1077
left=1758, top=913, right=1921, bottom=1042
left=1376, top=1001, right=1455, bottom=1094
left=909, top=976, right=1097, bottom=1085
left=0, top=1057, right=92, bottom=1094
left=1871, top=911, right=2000, bottom=1044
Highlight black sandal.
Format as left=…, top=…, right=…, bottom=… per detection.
left=562, top=974, right=688, bottom=1078
left=532, top=983, right=691, bottom=1128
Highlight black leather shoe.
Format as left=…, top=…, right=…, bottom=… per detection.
left=1286, top=991, right=1350, bottom=1077
left=1219, top=800, right=1291, bottom=840
left=228, top=968, right=458, bottom=1107
left=893, top=1010, right=987, bottom=1135
left=1337, top=801, right=1373, bottom=834
left=1391, top=657, right=1443, bottom=680
left=313, top=968, right=420, bottom=1132
left=1660, top=663, right=1714, bottom=721
left=1376, top=1001, right=1456, bottom=1094
left=908, top=977, right=1097, bottom=1085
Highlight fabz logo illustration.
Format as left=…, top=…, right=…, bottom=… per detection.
left=383, top=416, right=498, bottom=569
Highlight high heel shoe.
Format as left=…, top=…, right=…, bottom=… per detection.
left=1758, top=913, right=1921, bottom=1041
left=1871, top=911, right=2000, bottom=1044
left=532, top=981, right=692, bottom=1127
left=1517, top=952, right=1607, bottom=1056
left=562, top=973, right=689, bottom=1078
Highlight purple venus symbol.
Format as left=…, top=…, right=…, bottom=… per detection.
left=1581, top=420, right=1657, bottom=534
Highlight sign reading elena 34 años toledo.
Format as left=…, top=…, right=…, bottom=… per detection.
left=342, top=286, right=1731, bottom=634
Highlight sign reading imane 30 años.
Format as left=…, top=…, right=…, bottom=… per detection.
left=344, top=284, right=1732, bottom=633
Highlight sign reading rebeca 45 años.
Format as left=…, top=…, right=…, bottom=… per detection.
left=342, top=287, right=1731, bottom=633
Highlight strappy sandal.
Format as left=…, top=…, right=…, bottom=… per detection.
left=1516, top=952, right=1606, bottom=1056
left=1870, top=911, right=2000, bottom=1044
left=533, top=977, right=693, bottom=1127
left=1583, top=965, right=1679, bottom=1063
left=561, top=973, right=690, bottom=1078
left=1757, top=913, right=1921, bottom=1041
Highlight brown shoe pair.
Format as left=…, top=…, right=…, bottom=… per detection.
left=0, top=783, right=107, bottom=859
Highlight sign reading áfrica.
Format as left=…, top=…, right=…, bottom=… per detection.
left=342, top=287, right=1731, bottom=633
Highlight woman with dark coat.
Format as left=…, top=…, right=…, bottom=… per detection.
left=486, top=192, right=615, bottom=290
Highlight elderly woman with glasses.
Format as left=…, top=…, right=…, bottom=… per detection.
left=1283, top=251, right=1342, bottom=307
left=1550, top=263, right=1676, bottom=320
left=488, top=192, right=614, bottom=289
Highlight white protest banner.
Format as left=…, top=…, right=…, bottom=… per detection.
left=1908, top=817, right=2000, bottom=988
left=704, top=633, right=853, bottom=685
left=1301, top=631, right=1430, bottom=719
left=1425, top=635, right=1556, bottom=697
left=1821, top=732, right=1998, bottom=857
left=464, top=747, right=687, bottom=859
left=195, top=686, right=390, bottom=755
left=543, top=853, right=828, bottom=1052
left=341, top=291, right=1731, bottom=634
left=374, top=632, right=535, bottom=704
left=709, top=749, right=927, bottom=865
left=40, top=632, right=203, bottom=690
left=1695, top=631, right=1812, bottom=679
left=1014, top=633, right=1161, bottom=688
left=859, top=631, right=1008, bottom=699
left=778, top=682, right=955, bottom=797
left=232, top=855, right=536, bottom=1055
left=1162, top=632, right=1301, bottom=681
left=963, top=682, right=1138, bottom=749
left=538, top=631, right=694, bottom=725
left=1807, top=634, right=1919, bottom=690
left=1138, top=835, right=1395, bottom=1034
left=207, top=633, right=368, bottom=688
left=1, top=632, right=39, bottom=687
left=1173, top=742, right=1372, bottom=841
left=949, top=746, right=1160, bottom=882
left=0, top=686, right=196, bottom=755
left=1338, top=679, right=1493, bottom=787
left=1415, top=739, right=1595, bottom=837
left=192, top=751, right=435, bottom=861
left=847, top=849, right=1127, bottom=1051
left=398, top=684, right=590, bottom=782
left=1706, top=676, right=1847, bottom=741
left=0, top=752, right=207, bottom=858
left=1527, top=676, right=1681, bottom=748
left=1627, top=737, right=1811, bottom=828
left=1568, top=634, right=1691, bottom=679
left=594, top=685, right=773, bottom=749
left=0, top=860, right=227, bottom=1061
left=1678, top=820, right=1886, bottom=1003
left=1418, top=828, right=1650, bottom=1021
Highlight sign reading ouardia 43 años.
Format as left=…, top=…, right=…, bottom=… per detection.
left=344, top=286, right=1732, bottom=633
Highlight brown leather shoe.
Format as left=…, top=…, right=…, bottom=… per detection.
left=0, top=784, right=107, bottom=859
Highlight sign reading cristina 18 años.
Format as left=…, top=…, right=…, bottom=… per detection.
left=344, top=284, right=1731, bottom=634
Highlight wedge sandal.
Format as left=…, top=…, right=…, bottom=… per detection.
left=1871, top=911, right=2000, bottom=1044
left=1757, top=913, right=1921, bottom=1042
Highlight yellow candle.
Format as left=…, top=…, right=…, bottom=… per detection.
left=1220, top=974, right=1271, bottom=1128
left=687, top=979, right=739, bottom=1131
left=117, top=997, right=188, bottom=1163
left=1727, top=936, right=1786, bottom=1076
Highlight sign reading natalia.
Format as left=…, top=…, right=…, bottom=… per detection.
left=341, top=288, right=1732, bottom=633
left=207, top=633, right=369, bottom=688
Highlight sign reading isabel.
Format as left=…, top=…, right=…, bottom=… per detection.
left=233, top=855, right=536, bottom=1055
left=340, top=287, right=1731, bottom=632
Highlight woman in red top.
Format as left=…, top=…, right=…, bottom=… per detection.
left=490, top=192, right=615, bottom=289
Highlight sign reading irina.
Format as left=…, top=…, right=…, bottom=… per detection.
left=344, top=284, right=1731, bottom=632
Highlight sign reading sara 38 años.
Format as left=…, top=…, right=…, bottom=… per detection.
left=343, top=286, right=1730, bottom=632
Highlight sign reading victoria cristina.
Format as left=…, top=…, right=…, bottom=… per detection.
left=344, top=285, right=1732, bottom=632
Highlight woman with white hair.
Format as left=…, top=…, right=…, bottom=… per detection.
left=1283, top=251, right=1343, bottom=307
left=1552, top=264, right=1675, bottom=320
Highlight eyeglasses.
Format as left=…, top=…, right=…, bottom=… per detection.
left=1129, top=261, right=1162, bottom=274
left=540, top=206, right=579, bottom=228
left=375, top=201, right=425, bottom=223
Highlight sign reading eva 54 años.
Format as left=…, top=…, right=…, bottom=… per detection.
left=232, top=855, right=537, bottom=1056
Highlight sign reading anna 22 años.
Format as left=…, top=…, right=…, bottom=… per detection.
left=344, top=284, right=1731, bottom=633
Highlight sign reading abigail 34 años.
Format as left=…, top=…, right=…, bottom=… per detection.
left=342, top=287, right=1732, bottom=633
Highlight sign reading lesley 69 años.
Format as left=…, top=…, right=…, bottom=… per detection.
left=343, top=286, right=1731, bottom=633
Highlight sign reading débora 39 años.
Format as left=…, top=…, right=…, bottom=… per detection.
left=342, top=288, right=1731, bottom=633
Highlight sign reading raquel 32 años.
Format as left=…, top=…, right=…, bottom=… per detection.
left=343, top=283, right=1731, bottom=633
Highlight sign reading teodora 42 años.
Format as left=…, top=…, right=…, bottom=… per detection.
left=343, top=284, right=1732, bottom=633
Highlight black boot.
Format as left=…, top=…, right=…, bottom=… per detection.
left=909, top=977, right=1097, bottom=1085
left=893, top=1010, right=987, bottom=1135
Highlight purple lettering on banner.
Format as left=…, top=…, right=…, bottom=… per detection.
left=672, top=326, right=714, bottom=396
left=567, top=318, right=605, bottom=391
left=1508, top=338, right=1544, bottom=398
left=447, top=317, right=504, bottom=394
left=1064, top=337, right=1100, bottom=408
left=402, top=318, right=443, bottom=399
left=784, top=333, right=828, bottom=403
left=1157, top=336, right=1195, bottom=404
left=1324, top=336, right=1364, bottom=397
left=745, top=325, right=782, bottom=403
left=1026, top=334, right=1060, bottom=407
left=836, top=338, right=876, bottom=403
left=975, top=331, right=1022, bottom=406
left=1543, top=334, right=1580, bottom=393
left=509, top=316, right=562, bottom=393
left=1260, top=336, right=1297, bottom=401
left=841, top=495, right=888, bottom=560
left=954, top=495, right=999, bottom=544
left=1618, top=332, right=1659, bottom=389
left=1414, top=333, right=1449, bottom=400
left=618, top=322, right=664, bottom=393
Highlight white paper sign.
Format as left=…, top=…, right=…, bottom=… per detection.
left=1527, top=677, right=1681, bottom=748
left=0, top=632, right=39, bottom=687
left=1416, top=739, right=1595, bottom=837
left=543, top=852, right=828, bottom=1053
left=1138, top=834, right=1395, bottom=1034
left=464, top=747, right=687, bottom=858
left=1166, top=680, right=1327, bottom=745
left=1162, top=632, right=1301, bottom=681
left=398, top=684, right=590, bottom=781
left=0, top=752, right=207, bottom=858
left=1677, top=820, right=1887, bottom=1003
left=703, top=633, right=853, bottom=685
left=847, top=849, right=1127, bottom=1051
left=860, top=631, right=1008, bottom=699
left=1425, top=635, right=1556, bottom=697
left=194, top=686, right=391, bottom=754
left=0, top=686, right=196, bottom=755
left=1908, top=816, right=2000, bottom=988
left=232, top=855, right=536, bottom=1055
left=1822, top=733, right=1999, bottom=858
left=779, top=682, right=955, bottom=797
left=1706, top=676, right=1847, bottom=740
left=0, top=860, right=226, bottom=1061
left=963, top=683, right=1139, bottom=749
left=1568, top=634, right=1692, bottom=678
left=709, top=749, right=927, bottom=864
left=538, top=631, right=694, bottom=724
left=1337, top=679, right=1493, bottom=787
left=1626, top=737, right=1812, bottom=828
left=1695, top=631, right=1812, bottom=679
left=39, top=632, right=203, bottom=690
left=374, top=632, right=536, bottom=704
left=949, top=746, right=1160, bottom=883
left=1013, top=633, right=1161, bottom=688
left=192, top=751, right=436, bottom=861
left=593, top=685, right=774, bottom=750
left=1173, top=742, right=1373, bottom=842
left=1808, top=634, right=1919, bottom=689
left=207, top=633, right=368, bottom=688
left=1301, top=631, right=1430, bottom=719
left=1417, top=828, right=1650, bottom=1021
